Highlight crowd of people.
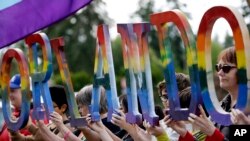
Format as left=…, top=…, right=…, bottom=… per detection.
left=0, top=46, right=250, bottom=141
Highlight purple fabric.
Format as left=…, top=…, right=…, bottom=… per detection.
left=0, top=0, right=92, bottom=48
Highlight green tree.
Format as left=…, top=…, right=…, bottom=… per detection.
left=131, top=0, right=191, bottom=104
left=43, top=0, right=113, bottom=90
left=241, top=0, right=250, bottom=31
left=223, top=32, right=234, bottom=47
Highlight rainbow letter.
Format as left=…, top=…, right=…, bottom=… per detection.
left=197, top=6, right=250, bottom=125
left=25, top=33, right=54, bottom=120
left=150, top=10, right=202, bottom=120
left=0, top=48, right=30, bottom=131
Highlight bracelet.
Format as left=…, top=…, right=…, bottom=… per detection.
left=63, top=130, right=71, bottom=140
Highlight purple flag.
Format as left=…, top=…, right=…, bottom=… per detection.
left=0, top=0, right=92, bottom=48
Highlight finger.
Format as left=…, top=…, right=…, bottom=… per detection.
left=188, top=117, right=195, bottom=123
left=230, top=113, right=237, bottom=124
left=111, top=117, right=120, bottom=124
left=235, top=109, right=249, bottom=122
left=190, top=113, right=206, bottom=125
left=143, top=120, right=147, bottom=128
left=112, top=113, right=121, bottom=120
left=164, top=118, right=172, bottom=125
left=198, top=104, right=207, bottom=117
left=87, top=114, right=91, bottom=118
left=163, top=115, right=170, bottom=122
left=189, top=113, right=198, bottom=119
left=111, top=119, right=118, bottom=125
left=231, top=109, right=238, bottom=118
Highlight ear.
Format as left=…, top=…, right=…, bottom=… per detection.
left=60, top=104, right=68, bottom=113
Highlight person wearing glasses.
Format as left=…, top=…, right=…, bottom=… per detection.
left=210, top=46, right=238, bottom=140
left=214, top=47, right=237, bottom=139
left=179, top=47, right=239, bottom=141
left=157, top=73, right=191, bottom=110
left=156, top=73, right=191, bottom=141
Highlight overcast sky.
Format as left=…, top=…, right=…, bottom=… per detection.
left=103, top=0, right=244, bottom=42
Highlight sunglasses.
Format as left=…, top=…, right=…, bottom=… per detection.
left=215, top=64, right=237, bottom=73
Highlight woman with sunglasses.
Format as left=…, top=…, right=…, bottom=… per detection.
left=214, top=46, right=238, bottom=140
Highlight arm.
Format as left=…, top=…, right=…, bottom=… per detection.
left=143, top=120, right=167, bottom=137
left=8, top=116, right=39, bottom=141
left=8, top=129, right=34, bottom=141
left=163, top=115, right=188, bottom=138
left=49, top=112, right=81, bottom=141
left=78, top=126, right=101, bottom=141
left=111, top=111, right=150, bottom=141
left=36, top=120, right=64, bottom=141
left=85, top=114, right=113, bottom=141
left=104, top=126, right=122, bottom=141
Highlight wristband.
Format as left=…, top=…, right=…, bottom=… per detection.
left=63, top=130, right=71, bottom=140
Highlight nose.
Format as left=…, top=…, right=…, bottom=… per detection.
left=217, top=68, right=224, bottom=76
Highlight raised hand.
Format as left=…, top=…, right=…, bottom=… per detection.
left=50, top=112, right=63, bottom=128
left=111, top=110, right=129, bottom=130
left=86, top=114, right=105, bottom=133
left=163, top=115, right=187, bottom=137
left=143, top=120, right=165, bottom=137
left=188, top=104, right=215, bottom=136
left=231, top=109, right=250, bottom=125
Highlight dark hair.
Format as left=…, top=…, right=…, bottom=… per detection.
left=178, top=87, right=191, bottom=108
left=217, top=47, right=236, bottom=65
left=49, top=85, right=68, bottom=112
left=178, top=87, right=209, bottom=116
left=118, top=94, right=142, bottom=114
left=155, top=105, right=164, bottom=120
left=157, top=73, right=190, bottom=96
left=76, top=84, right=108, bottom=114
left=119, top=94, right=128, bottom=113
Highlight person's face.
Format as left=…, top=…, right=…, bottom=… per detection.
left=53, top=102, right=62, bottom=115
left=160, top=88, right=169, bottom=109
left=10, top=88, right=22, bottom=109
left=119, top=101, right=126, bottom=113
left=216, top=60, right=237, bottom=92
left=78, top=103, right=89, bottom=116
left=53, top=102, right=67, bottom=116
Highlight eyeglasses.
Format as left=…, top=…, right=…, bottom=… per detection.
left=215, top=64, right=237, bottom=73
left=53, top=105, right=58, bottom=108
left=159, top=89, right=168, bottom=101
left=160, top=95, right=168, bottom=102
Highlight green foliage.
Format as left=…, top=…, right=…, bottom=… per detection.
left=44, top=0, right=112, bottom=75
left=52, top=71, right=92, bottom=92
left=212, top=42, right=224, bottom=67
left=224, top=32, right=234, bottom=48
left=241, top=0, right=250, bottom=33
left=40, top=0, right=113, bottom=90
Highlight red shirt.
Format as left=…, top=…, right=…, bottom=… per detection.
left=0, top=109, right=48, bottom=141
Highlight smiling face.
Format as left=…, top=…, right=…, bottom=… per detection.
left=217, top=59, right=238, bottom=92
